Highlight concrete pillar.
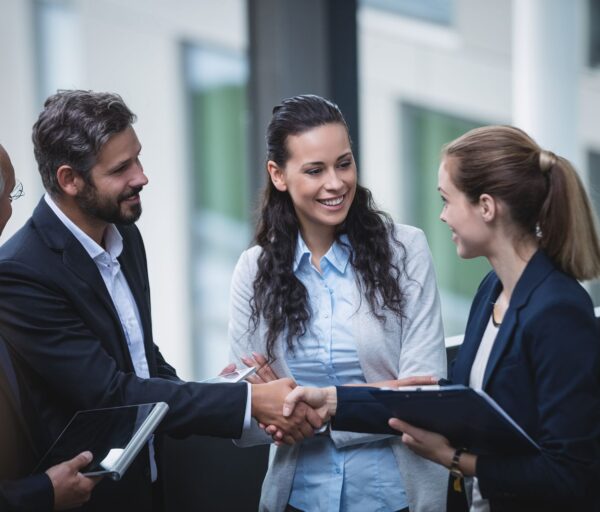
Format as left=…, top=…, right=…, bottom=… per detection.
left=512, top=0, right=582, bottom=164
left=247, top=0, right=360, bottom=198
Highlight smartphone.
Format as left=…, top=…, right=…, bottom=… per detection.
left=201, top=366, right=257, bottom=384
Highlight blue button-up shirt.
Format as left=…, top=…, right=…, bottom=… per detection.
left=286, top=235, right=408, bottom=512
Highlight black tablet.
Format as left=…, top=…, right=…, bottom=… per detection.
left=35, top=402, right=169, bottom=480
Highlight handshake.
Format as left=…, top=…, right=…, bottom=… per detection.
left=251, top=378, right=337, bottom=444
left=225, top=354, right=437, bottom=445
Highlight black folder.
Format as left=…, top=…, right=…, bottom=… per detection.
left=35, top=402, right=169, bottom=480
left=369, top=385, right=539, bottom=454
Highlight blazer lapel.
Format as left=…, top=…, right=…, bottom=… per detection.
left=481, top=306, right=517, bottom=388
left=62, top=238, right=119, bottom=315
left=481, top=250, right=555, bottom=388
left=452, top=276, right=501, bottom=385
left=32, top=199, right=133, bottom=367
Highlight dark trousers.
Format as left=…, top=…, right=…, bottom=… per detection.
left=152, top=479, right=165, bottom=512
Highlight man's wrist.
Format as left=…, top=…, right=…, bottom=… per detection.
left=250, top=383, right=264, bottom=418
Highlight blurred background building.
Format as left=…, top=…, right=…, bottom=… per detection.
left=2, top=0, right=598, bottom=509
left=0, top=0, right=597, bottom=382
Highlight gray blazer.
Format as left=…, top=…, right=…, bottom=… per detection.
left=228, top=224, right=448, bottom=512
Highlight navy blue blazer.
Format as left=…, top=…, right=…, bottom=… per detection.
left=0, top=198, right=248, bottom=511
left=449, top=250, right=600, bottom=511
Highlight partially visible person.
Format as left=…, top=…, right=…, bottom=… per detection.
left=0, top=143, right=98, bottom=511
left=0, top=92, right=319, bottom=512
left=228, top=95, right=447, bottom=512
left=304, top=126, right=600, bottom=511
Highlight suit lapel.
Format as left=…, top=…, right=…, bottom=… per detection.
left=481, top=250, right=555, bottom=388
left=452, top=277, right=501, bottom=385
left=32, top=199, right=134, bottom=368
left=481, top=306, right=517, bottom=388
left=62, top=237, right=120, bottom=317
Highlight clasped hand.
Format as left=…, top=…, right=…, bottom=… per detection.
left=226, top=354, right=325, bottom=445
left=232, top=355, right=438, bottom=445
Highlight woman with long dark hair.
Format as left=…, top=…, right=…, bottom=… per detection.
left=228, top=95, right=447, bottom=512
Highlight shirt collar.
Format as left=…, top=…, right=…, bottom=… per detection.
left=44, top=193, right=123, bottom=261
left=293, top=235, right=312, bottom=272
left=293, top=232, right=351, bottom=274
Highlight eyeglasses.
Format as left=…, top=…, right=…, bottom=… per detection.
left=9, top=180, right=24, bottom=202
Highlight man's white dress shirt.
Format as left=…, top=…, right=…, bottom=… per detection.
left=44, top=194, right=158, bottom=480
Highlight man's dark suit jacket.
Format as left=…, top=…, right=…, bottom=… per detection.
left=332, top=250, right=600, bottom=512
left=0, top=336, right=53, bottom=512
left=0, top=198, right=248, bottom=511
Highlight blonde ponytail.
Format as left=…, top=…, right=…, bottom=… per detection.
left=539, top=157, right=600, bottom=280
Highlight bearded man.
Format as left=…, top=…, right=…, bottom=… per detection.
left=0, top=91, right=320, bottom=512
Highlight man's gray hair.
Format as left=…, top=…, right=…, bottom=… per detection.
left=32, top=90, right=136, bottom=195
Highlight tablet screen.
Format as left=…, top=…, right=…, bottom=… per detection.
left=36, top=403, right=159, bottom=476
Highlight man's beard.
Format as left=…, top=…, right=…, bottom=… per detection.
left=76, top=182, right=143, bottom=225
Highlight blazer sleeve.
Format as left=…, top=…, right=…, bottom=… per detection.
left=0, top=259, right=247, bottom=440
left=476, top=300, right=600, bottom=502
left=227, top=249, right=273, bottom=447
left=0, top=474, right=53, bottom=512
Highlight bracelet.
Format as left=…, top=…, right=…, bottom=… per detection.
left=449, top=447, right=467, bottom=479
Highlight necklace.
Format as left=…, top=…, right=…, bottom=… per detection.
left=491, top=302, right=503, bottom=327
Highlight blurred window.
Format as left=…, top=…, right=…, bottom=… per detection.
left=360, top=0, right=454, bottom=25
left=34, top=0, right=82, bottom=103
left=183, top=44, right=251, bottom=379
left=402, top=104, right=490, bottom=335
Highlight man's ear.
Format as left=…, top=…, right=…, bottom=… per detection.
left=266, top=161, right=287, bottom=192
left=56, top=165, right=84, bottom=197
left=479, top=193, right=497, bottom=223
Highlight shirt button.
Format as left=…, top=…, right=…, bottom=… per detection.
left=335, top=467, right=341, bottom=474
left=324, top=313, right=329, bottom=318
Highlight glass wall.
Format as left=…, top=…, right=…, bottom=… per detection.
left=183, top=44, right=251, bottom=378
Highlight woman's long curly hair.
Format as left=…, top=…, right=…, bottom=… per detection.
left=251, top=95, right=408, bottom=362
